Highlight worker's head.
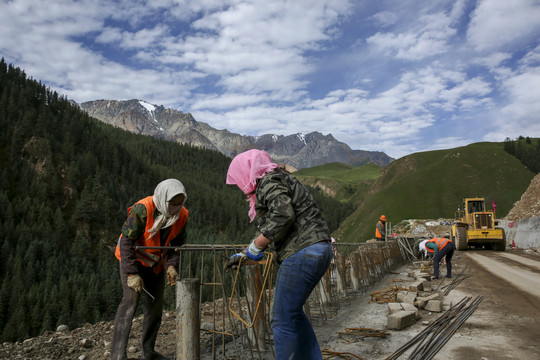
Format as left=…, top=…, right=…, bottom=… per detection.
left=153, top=178, right=187, bottom=216
left=380, top=215, right=386, bottom=222
left=226, top=149, right=279, bottom=222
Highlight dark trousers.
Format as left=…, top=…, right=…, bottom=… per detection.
left=110, top=264, right=165, bottom=360
left=433, top=242, right=455, bottom=278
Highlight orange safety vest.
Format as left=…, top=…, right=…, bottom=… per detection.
left=375, top=221, right=385, bottom=238
left=425, top=237, right=451, bottom=253
left=115, top=196, right=189, bottom=274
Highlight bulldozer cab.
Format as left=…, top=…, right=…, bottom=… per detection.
left=456, top=198, right=487, bottom=222
left=467, top=200, right=484, bottom=213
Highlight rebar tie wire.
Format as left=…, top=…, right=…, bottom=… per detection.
left=228, top=251, right=274, bottom=328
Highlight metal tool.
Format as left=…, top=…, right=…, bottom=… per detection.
left=142, top=287, right=155, bottom=302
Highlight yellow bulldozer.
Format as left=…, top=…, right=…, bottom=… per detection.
left=451, top=197, right=506, bottom=251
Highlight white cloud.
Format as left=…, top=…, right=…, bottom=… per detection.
left=366, top=8, right=457, bottom=61
left=372, top=11, right=398, bottom=27
left=1, top=0, right=540, bottom=160
left=467, top=0, right=540, bottom=52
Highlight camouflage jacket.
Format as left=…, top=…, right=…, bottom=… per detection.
left=119, top=203, right=187, bottom=274
left=255, top=169, right=330, bottom=263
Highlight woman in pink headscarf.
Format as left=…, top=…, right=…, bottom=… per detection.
left=226, top=149, right=333, bottom=360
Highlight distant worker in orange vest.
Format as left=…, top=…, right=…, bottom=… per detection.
left=375, top=215, right=387, bottom=241
left=422, top=237, right=455, bottom=279
left=111, top=179, right=189, bottom=360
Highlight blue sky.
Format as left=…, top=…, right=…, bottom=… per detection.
left=1, top=0, right=540, bottom=159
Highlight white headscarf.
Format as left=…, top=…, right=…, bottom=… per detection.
left=419, top=239, right=429, bottom=256
left=147, top=179, right=187, bottom=238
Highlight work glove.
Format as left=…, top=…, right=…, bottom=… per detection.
left=246, top=240, right=264, bottom=261
left=127, top=274, right=144, bottom=292
left=167, top=266, right=179, bottom=286
left=225, top=252, right=247, bottom=271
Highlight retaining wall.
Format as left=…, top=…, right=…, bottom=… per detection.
left=499, top=217, right=540, bottom=250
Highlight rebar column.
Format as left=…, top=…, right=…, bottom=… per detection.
left=335, top=253, right=347, bottom=297
left=176, top=278, right=201, bottom=360
left=350, top=250, right=361, bottom=291
left=318, top=270, right=332, bottom=305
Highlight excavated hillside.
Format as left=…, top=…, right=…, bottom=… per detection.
left=504, top=172, right=540, bottom=221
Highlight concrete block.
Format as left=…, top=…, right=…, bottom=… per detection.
left=388, top=303, right=403, bottom=315
left=415, top=298, right=426, bottom=309
left=416, top=273, right=432, bottom=281
left=403, top=293, right=417, bottom=305
left=417, top=293, right=440, bottom=303
left=409, top=281, right=424, bottom=291
left=400, top=303, right=419, bottom=318
left=396, top=291, right=408, bottom=303
left=425, top=300, right=442, bottom=312
left=442, top=298, right=453, bottom=311
left=388, top=310, right=417, bottom=330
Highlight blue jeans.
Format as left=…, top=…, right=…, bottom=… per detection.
left=271, top=241, right=333, bottom=360
left=433, top=242, right=455, bottom=278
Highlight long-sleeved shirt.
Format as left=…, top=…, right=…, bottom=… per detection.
left=119, top=203, right=187, bottom=274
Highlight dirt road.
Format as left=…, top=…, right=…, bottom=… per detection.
left=316, top=249, right=540, bottom=360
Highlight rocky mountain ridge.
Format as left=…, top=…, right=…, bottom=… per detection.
left=79, top=99, right=394, bottom=169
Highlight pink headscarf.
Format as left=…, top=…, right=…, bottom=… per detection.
left=226, top=149, right=279, bottom=222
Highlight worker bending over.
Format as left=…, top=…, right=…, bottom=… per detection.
left=421, top=237, right=455, bottom=279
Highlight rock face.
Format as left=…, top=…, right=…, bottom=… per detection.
left=505, top=172, right=540, bottom=221
left=79, top=99, right=394, bottom=169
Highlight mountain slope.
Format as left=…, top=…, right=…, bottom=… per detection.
left=79, top=99, right=394, bottom=169
left=334, top=142, right=536, bottom=242
left=294, top=162, right=382, bottom=204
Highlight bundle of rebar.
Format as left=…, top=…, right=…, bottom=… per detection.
left=321, top=349, right=365, bottom=359
left=441, top=273, right=471, bottom=296
left=337, top=327, right=391, bottom=341
left=385, top=295, right=484, bottom=360
left=369, top=286, right=408, bottom=303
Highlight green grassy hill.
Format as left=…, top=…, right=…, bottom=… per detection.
left=333, top=142, right=535, bottom=242
left=294, top=162, right=382, bottom=204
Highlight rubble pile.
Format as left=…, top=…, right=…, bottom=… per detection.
left=505, top=173, right=540, bottom=221
left=383, top=261, right=453, bottom=331
left=0, top=311, right=178, bottom=360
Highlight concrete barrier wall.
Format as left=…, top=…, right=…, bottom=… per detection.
left=499, top=217, right=540, bottom=249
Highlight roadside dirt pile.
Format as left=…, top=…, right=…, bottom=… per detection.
left=505, top=172, right=540, bottom=221
left=393, top=219, right=453, bottom=239
left=0, top=312, right=177, bottom=360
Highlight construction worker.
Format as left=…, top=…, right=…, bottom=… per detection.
left=225, top=149, right=332, bottom=360
left=421, top=237, right=455, bottom=279
left=375, top=215, right=387, bottom=241
left=111, top=179, right=189, bottom=360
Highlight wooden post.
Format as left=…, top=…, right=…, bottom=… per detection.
left=176, top=278, right=200, bottom=360
left=246, top=265, right=266, bottom=351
